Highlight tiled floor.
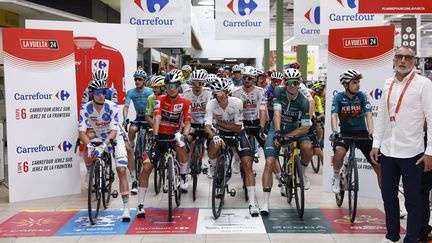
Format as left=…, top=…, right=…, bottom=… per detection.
left=0, top=153, right=406, bottom=243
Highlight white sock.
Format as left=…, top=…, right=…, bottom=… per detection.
left=130, top=170, right=137, bottom=181
left=247, top=186, right=256, bottom=205
left=333, top=171, right=341, bottom=179
left=138, top=187, right=147, bottom=205
left=275, top=172, right=281, bottom=181
left=263, top=191, right=271, bottom=208
left=180, top=162, right=189, bottom=174
left=209, top=158, right=216, bottom=167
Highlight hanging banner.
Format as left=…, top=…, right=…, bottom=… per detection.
left=323, top=25, right=395, bottom=199
left=293, top=0, right=327, bottom=44
left=121, top=0, right=185, bottom=38
left=2, top=28, right=79, bottom=202
left=216, top=0, right=269, bottom=40
left=359, top=0, right=432, bottom=14
left=26, top=20, right=136, bottom=114
left=320, top=0, right=384, bottom=35
left=143, top=1, right=191, bottom=48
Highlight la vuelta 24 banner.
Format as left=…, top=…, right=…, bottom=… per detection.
left=322, top=25, right=395, bottom=199
left=2, top=28, right=80, bottom=202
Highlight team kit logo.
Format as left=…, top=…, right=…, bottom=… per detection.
left=223, top=0, right=263, bottom=28
left=129, top=0, right=175, bottom=26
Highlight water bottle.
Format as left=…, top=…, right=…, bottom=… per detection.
left=174, top=131, right=185, bottom=147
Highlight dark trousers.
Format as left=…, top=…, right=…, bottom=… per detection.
left=420, top=171, right=432, bottom=241
left=380, top=153, right=423, bottom=243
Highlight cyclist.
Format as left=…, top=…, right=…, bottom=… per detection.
left=145, top=75, right=166, bottom=127
left=79, top=79, right=131, bottom=221
left=309, top=83, right=325, bottom=164
left=181, top=65, right=193, bottom=85
left=182, top=69, right=212, bottom=188
left=261, top=68, right=313, bottom=215
left=204, top=76, right=260, bottom=217
left=256, top=69, right=268, bottom=89
left=136, top=72, right=191, bottom=218
left=265, top=71, right=284, bottom=121
left=330, top=69, right=379, bottom=194
left=231, top=64, right=244, bottom=87
left=122, top=70, right=153, bottom=194
left=81, top=70, right=118, bottom=107
left=232, top=66, right=267, bottom=173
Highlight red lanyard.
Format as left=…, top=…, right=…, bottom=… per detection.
left=387, top=72, right=416, bottom=116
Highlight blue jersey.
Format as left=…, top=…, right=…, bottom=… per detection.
left=231, top=77, right=243, bottom=87
left=125, top=87, right=153, bottom=118
left=331, top=91, right=372, bottom=132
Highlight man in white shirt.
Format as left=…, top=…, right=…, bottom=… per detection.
left=371, top=47, right=432, bottom=243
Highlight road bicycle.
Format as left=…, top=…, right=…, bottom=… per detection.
left=189, top=126, right=207, bottom=201
left=334, top=135, right=371, bottom=223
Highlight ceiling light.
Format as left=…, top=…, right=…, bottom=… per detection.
left=225, top=59, right=237, bottom=62
left=208, top=57, right=224, bottom=61
left=198, top=1, right=214, bottom=6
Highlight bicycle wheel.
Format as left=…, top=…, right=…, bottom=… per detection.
left=135, top=132, right=143, bottom=178
left=212, top=154, right=226, bottom=219
left=102, top=154, right=113, bottom=209
left=249, top=135, right=258, bottom=164
left=293, top=156, right=305, bottom=218
left=348, top=159, right=358, bottom=223
left=284, top=151, right=293, bottom=204
left=191, top=142, right=201, bottom=201
left=154, top=157, right=165, bottom=195
left=311, top=155, right=320, bottom=174
left=174, top=161, right=181, bottom=207
left=167, top=156, right=174, bottom=222
left=240, top=165, right=248, bottom=202
left=335, top=179, right=345, bottom=207
left=88, top=160, right=101, bottom=225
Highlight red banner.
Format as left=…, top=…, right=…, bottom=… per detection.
left=0, top=211, right=77, bottom=237
left=359, top=0, right=432, bottom=14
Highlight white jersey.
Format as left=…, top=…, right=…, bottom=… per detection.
left=299, top=83, right=313, bottom=102
left=205, top=97, right=244, bottom=132
left=78, top=100, right=121, bottom=141
left=232, top=86, right=266, bottom=121
left=182, top=87, right=213, bottom=124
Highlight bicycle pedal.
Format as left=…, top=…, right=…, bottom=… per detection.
left=202, top=168, right=208, bottom=174
left=230, top=189, right=236, bottom=197
left=163, top=187, right=168, bottom=193
left=111, top=190, right=119, bottom=198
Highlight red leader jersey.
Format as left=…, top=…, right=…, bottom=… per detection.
left=154, top=94, right=191, bottom=135
left=74, top=37, right=126, bottom=107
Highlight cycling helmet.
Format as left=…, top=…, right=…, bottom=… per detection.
left=339, top=69, right=362, bottom=85
left=284, top=68, right=302, bottom=80
left=191, top=69, right=208, bottom=81
left=150, top=75, right=165, bottom=87
left=92, top=69, right=108, bottom=81
left=134, top=70, right=148, bottom=79
left=257, top=69, right=265, bottom=76
left=165, top=71, right=182, bottom=85
left=207, top=76, right=231, bottom=92
left=270, top=71, right=285, bottom=81
left=181, top=65, right=192, bottom=72
left=311, top=83, right=322, bottom=92
left=88, top=79, right=107, bottom=91
left=232, top=64, right=242, bottom=72
left=169, top=69, right=182, bottom=76
left=242, top=66, right=258, bottom=77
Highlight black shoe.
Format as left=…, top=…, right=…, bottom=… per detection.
left=131, top=181, right=138, bottom=195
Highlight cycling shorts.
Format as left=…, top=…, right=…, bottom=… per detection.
left=264, top=126, right=310, bottom=158
left=333, top=131, right=375, bottom=167
left=217, top=129, right=253, bottom=158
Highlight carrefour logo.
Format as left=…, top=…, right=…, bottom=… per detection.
left=337, top=0, right=357, bottom=9
left=223, top=0, right=262, bottom=28
left=134, top=0, right=169, bottom=13
left=330, top=0, right=375, bottom=22
left=370, top=88, right=383, bottom=100
left=129, top=0, right=174, bottom=26
left=227, top=0, right=257, bottom=16
left=94, top=60, right=107, bottom=70
left=304, top=6, right=320, bottom=24
left=55, top=90, right=70, bottom=101
left=58, top=141, right=73, bottom=152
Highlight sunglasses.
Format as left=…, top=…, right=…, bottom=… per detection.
left=166, top=83, right=179, bottom=90
left=286, top=80, right=300, bottom=86
left=134, top=77, right=144, bottom=81
left=92, top=89, right=106, bottom=96
left=213, top=91, right=226, bottom=98
left=244, top=76, right=254, bottom=81
left=192, top=81, right=204, bottom=86
left=394, top=54, right=415, bottom=61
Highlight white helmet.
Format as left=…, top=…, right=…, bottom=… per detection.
left=207, top=76, right=231, bottom=93
left=232, top=64, right=242, bottom=72
left=242, top=66, right=258, bottom=77
left=339, top=69, right=362, bottom=85
left=270, top=71, right=285, bottom=81
left=92, top=69, right=108, bottom=81
left=284, top=68, right=302, bottom=80
left=191, top=69, right=208, bottom=81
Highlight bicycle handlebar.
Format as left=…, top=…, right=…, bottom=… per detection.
left=334, top=134, right=372, bottom=142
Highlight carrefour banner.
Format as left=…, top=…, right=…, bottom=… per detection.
left=121, top=0, right=185, bottom=38
left=216, top=0, right=269, bottom=40
left=2, top=28, right=80, bottom=202
left=320, top=0, right=384, bottom=35
left=323, top=25, right=395, bottom=199
left=294, top=0, right=327, bottom=44
left=359, top=0, right=432, bottom=14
